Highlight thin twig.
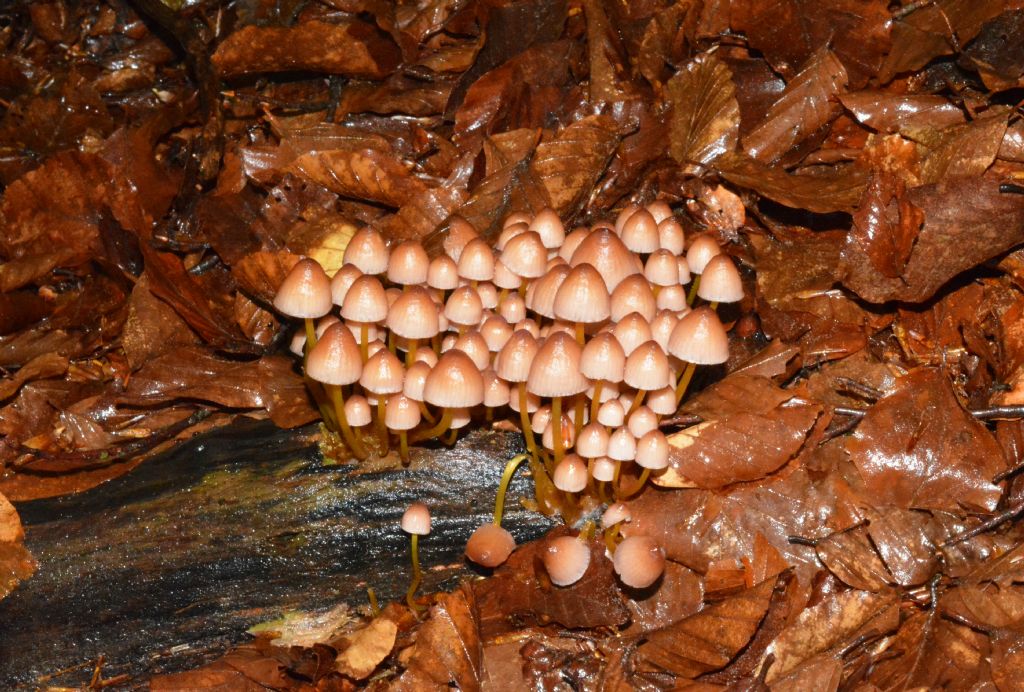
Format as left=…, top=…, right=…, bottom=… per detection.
left=941, top=500, right=1024, bottom=547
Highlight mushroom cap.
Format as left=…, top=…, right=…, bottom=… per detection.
left=656, top=284, right=688, bottom=312
left=445, top=285, right=484, bottom=326
left=658, top=217, right=686, bottom=256
left=453, top=330, right=491, bottom=370
left=274, top=258, right=333, bottom=319
left=527, top=332, right=589, bottom=398
left=530, top=406, right=552, bottom=435
left=612, top=312, right=654, bottom=356
left=493, top=260, right=523, bottom=290
left=646, top=386, right=678, bottom=416
left=508, top=389, right=540, bottom=414
left=482, top=369, right=511, bottom=407
left=386, top=393, right=421, bottom=431
left=570, top=228, right=641, bottom=292
left=500, top=231, right=548, bottom=278
left=646, top=200, right=673, bottom=224
left=613, top=535, right=666, bottom=588
left=650, top=310, right=679, bottom=352
left=343, top=228, right=389, bottom=275
left=591, top=456, right=618, bottom=482
left=543, top=536, right=591, bottom=586
left=503, top=211, right=532, bottom=228
left=552, top=454, right=588, bottom=492
left=424, top=349, right=485, bottom=407
left=498, top=292, right=526, bottom=323
left=403, top=360, right=431, bottom=400
left=526, top=264, right=569, bottom=320
left=627, top=406, right=659, bottom=438
left=610, top=274, right=657, bottom=323
left=636, top=430, right=670, bottom=469
left=686, top=234, right=721, bottom=275
left=529, top=208, right=566, bottom=249
left=341, top=275, right=388, bottom=323
left=476, top=282, right=498, bottom=309
left=427, top=255, right=460, bottom=291
left=576, top=422, right=610, bottom=458
left=581, top=332, right=626, bottom=382
left=559, top=227, right=590, bottom=262
left=495, top=330, right=539, bottom=383
left=458, top=238, right=496, bottom=282
left=607, top=428, right=637, bottom=462
left=624, top=340, right=672, bottom=391
left=344, top=394, right=372, bottom=427
left=554, top=263, right=611, bottom=324
left=597, top=399, right=626, bottom=427
left=644, top=249, right=680, bottom=287
left=601, top=501, right=632, bottom=528
left=387, top=286, right=441, bottom=339
left=542, top=415, right=575, bottom=451
left=615, top=204, right=640, bottom=234
left=443, top=216, right=479, bottom=262
left=697, top=254, right=744, bottom=303
left=360, top=348, right=405, bottom=394
left=466, top=523, right=516, bottom=568
left=330, top=264, right=363, bottom=307
left=621, top=209, right=660, bottom=253
left=401, top=501, right=431, bottom=535
left=668, top=307, right=730, bottom=365
left=306, top=322, right=362, bottom=385
left=387, top=241, right=430, bottom=285
left=480, top=315, right=513, bottom=352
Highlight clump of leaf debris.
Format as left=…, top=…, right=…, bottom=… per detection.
left=3, top=0, right=1024, bottom=688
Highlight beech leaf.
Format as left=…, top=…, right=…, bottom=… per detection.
left=667, top=54, right=740, bottom=168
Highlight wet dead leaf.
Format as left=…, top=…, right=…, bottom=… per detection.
left=212, top=20, right=400, bottom=79
left=0, top=352, right=68, bottom=402
left=0, top=490, right=34, bottom=602
left=634, top=574, right=782, bottom=679
left=336, top=616, right=399, bottom=680
left=839, top=91, right=966, bottom=134
left=396, top=584, right=482, bottom=691
left=667, top=53, right=740, bottom=169
left=841, top=176, right=1024, bottom=303
left=715, top=152, right=867, bottom=214
left=743, top=48, right=848, bottom=164
left=846, top=369, right=1005, bottom=513
left=765, top=589, right=899, bottom=682
left=529, top=114, right=621, bottom=215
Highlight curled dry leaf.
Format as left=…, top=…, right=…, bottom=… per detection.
left=658, top=398, right=821, bottom=489
left=0, top=491, right=34, bottom=602
left=394, top=585, right=482, bottom=692
left=743, top=48, right=848, bottom=164
left=715, top=152, right=867, bottom=214
left=765, top=589, right=899, bottom=682
left=212, top=20, right=400, bottom=79
left=335, top=616, right=399, bottom=680
left=634, top=574, right=783, bottom=679
left=845, top=369, right=1005, bottom=513
left=529, top=114, right=621, bottom=215
left=839, top=91, right=966, bottom=133
left=841, top=176, right=1024, bottom=303
left=666, top=53, right=740, bottom=169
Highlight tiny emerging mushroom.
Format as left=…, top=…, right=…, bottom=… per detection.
left=401, top=502, right=431, bottom=613
left=543, top=535, right=591, bottom=587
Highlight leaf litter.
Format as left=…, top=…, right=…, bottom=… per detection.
left=2, top=0, right=1024, bottom=688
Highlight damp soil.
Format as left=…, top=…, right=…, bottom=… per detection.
left=0, top=420, right=553, bottom=688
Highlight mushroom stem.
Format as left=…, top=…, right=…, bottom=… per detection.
left=616, top=467, right=651, bottom=500
left=627, top=389, right=647, bottom=416
left=552, top=396, right=565, bottom=467
left=406, top=533, right=423, bottom=614
left=388, top=330, right=397, bottom=355
left=517, top=382, right=540, bottom=461
left=411, top=407, right=453, bottom=443
left=419, top=401, right=437, bottom=424
left=327, top=385, right=370, bottom=460
left=710, top=301, right=719, bottom=312
left=590, top=381, right=603, bottom=422
left=300, top=321, right=338, bottom=429
left=604, top=523, right=620, bottom=555
left=399, top=431, right=410, bottom=463
left=405, top=338, right=419, bottom=367
left=303, top=318, right=317, bottom=354
left=686, top=275, right=702, bottom=306
left=376, top=398, right=390, bottom=452
left=360, top=323, right=369, bottom=362
left=367, top=587, right=380, bottom=616
left=575, top=322, right=585, bottom=346
left=493, top=453, right=530, bottom=526
left=574, top=396, right=585, bottom=438
left=443, top=426, right=459, bottom=446
left=675, top=361, right=697, bottom=405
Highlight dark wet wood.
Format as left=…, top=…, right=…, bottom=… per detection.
left=0, top=420, right=552, bottom=688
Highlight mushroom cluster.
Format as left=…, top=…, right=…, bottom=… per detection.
left=274, top=203, right=742, bottom=582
